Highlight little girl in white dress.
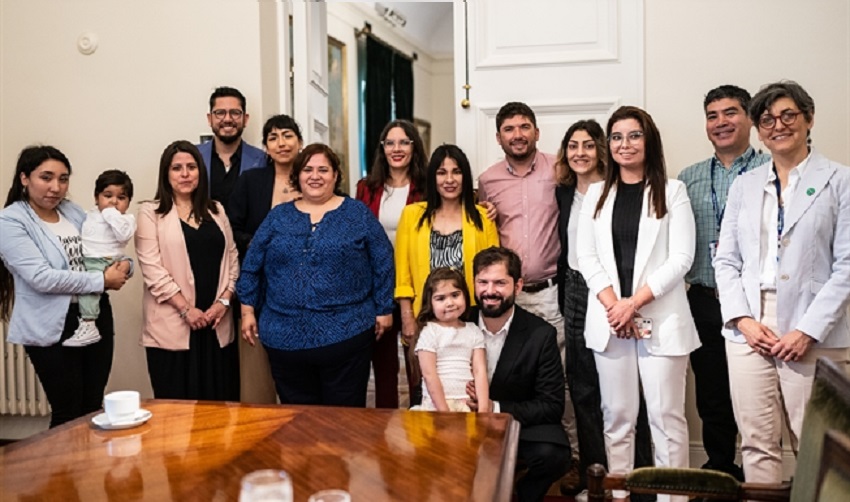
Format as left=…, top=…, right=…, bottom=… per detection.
left=413, top=268, right=489, bottom=412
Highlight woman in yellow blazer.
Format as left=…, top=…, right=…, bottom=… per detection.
left=395, top=144, right=499, bottom=348
left=135, top=141, right=239, bottom=401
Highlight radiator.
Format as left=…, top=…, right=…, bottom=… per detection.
left=0, top=326, right=50, bottom=416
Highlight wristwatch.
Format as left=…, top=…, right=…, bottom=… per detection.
left=217, top=298, right=231, bottom=309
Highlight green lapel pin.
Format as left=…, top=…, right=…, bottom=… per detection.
left=806, top=187, right=815, bottom=196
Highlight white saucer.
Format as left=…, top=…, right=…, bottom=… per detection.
left=92, top=409, right=152, bottom=430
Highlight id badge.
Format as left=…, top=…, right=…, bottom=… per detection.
left=709, top=240, right=718, bottom=261
left=634, top=317, right=653, bottom=339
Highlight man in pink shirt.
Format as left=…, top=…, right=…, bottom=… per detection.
left=478, top=102, right=579, bottom=494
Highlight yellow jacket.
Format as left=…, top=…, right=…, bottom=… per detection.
left=394, top=202, right=500, bottom=315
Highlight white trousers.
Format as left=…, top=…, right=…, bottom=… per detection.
left=595, top=336, right=690, bottom=502
left=518, top=285, right=580, bottom=461
left=726, top=291, right=850, bottom=483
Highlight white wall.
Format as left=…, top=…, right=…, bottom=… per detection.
left=647, top=0, right=850, bottom=175
left=1, top=0, right=264, bottom=398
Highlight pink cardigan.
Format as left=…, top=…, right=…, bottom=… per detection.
left=135, top=201, right=239, bottom=350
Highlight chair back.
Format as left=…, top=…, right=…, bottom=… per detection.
left=814, top=429, right=850, bottom=501
left=789, top=357, right=850, bottom=502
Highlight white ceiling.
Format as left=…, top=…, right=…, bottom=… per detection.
left=339, top=2, right=455, bottom=58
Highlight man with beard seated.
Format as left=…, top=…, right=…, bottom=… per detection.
left=465, top=246, right=571, bottom=502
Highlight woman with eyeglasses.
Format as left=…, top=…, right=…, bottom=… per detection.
left=356, top=120, right=427, bottom=408
left=395, top=144, right=499, bottom=393
left=555, top=120, right=655, bottom=494
left=577, top=106, right=699, bottom=502
left=714, top=81, right=850, bottom=484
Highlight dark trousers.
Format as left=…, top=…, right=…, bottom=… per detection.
left=25, top=296, right=114, bottom=428
left=371, top=305, right=420, bottom=408
left=516, top=440, right=571, bottom=502
left=687, top=285, right=741, bottom=475
left=563, top=268, right=654, bottom=489
left=265, top=328, right=375, bottom=407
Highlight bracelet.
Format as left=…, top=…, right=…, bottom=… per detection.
left=179, top=307, right=190, bottom=319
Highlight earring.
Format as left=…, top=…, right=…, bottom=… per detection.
left=22, top=185, right=28, bottom=198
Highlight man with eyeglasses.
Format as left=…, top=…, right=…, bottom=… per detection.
left=196, top=86, right=266, bottom=213
left=677, top=85, right=769, bottom=483
left=477, top=102, right=580, bottom=495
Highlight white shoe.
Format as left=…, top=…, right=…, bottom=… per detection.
left=63, top=319, right=101, bottom=347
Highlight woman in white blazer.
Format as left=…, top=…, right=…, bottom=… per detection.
left=713, top=81, right=850, bottom=484
left=577, top=106, right=699, bottom=502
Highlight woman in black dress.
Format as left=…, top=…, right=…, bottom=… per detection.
left=135, top=140, right=240, bottom=400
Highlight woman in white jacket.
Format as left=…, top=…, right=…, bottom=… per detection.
left=577, top=106, right=699, bottom=502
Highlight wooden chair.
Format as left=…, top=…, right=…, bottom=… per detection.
left=587, top=357, right=850, bottom=501
left=814, top=429, right=850, bottom=501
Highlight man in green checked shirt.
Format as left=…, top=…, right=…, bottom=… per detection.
left=677, top=85, right=770, bottom=483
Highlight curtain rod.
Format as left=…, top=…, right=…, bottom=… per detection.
left=354, top=22, right=418, bottom=61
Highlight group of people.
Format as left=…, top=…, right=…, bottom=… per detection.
left=0, top=80, right=848, bottom=502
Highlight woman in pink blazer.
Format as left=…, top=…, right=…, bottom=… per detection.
left=135, top=140, right=239, bottom=401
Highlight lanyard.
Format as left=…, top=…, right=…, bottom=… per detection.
left=772, top=165, right=785, bottom=262
left=710, top=149, right=753, bottom=233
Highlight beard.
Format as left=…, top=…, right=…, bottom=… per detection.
left=502, top=142, right=537, bottom=165
left=214, top=123, right=244, bottom=145
left=476, top=292, right=516, bottom=318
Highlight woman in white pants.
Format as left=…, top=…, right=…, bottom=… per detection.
left=577, top=106, right=700, bottom=502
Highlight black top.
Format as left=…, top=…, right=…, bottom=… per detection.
left=227, top=165, right=276, bottom=259
left=182, top=219, right=224, bottom=310
left=555, top=183, right=577, bottom=311
left=209, top=142, right=244, bottom=214
left=612, top=181, right=644, bottom=297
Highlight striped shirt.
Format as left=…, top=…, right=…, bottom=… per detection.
left=678, top=146, right=770, bottom=288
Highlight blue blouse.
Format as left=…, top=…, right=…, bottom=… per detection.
left=236, top=197, right=395, bottom=350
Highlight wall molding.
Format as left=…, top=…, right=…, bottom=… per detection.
left=475, top=0, right=619, bottom=69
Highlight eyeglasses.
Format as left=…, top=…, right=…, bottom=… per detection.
left=381, top=139, right=413, bottom=149
left=211, top=109, right=244, bottom=120
left=608, top=131, right=644, bottom=146
left=758, top=110, right=802, bottom=130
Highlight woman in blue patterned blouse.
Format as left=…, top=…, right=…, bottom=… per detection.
left=237, top=143, right=395, bottom=406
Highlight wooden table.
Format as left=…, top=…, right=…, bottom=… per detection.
left=0, top=400, right=520, bottom=501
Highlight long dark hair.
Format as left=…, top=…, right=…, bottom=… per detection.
left=417, top=144, right=483, bottom=231
left=154, top=141, right=218, bottom=220
left=363, top=120, right=427, bottom=198
left=416, top=267, right=471, bottom=329
left=594, top=106, right=667, bottom=219
left=555, top=119, right=607, bottom=186
left=1, top=145, right=73, bottom=321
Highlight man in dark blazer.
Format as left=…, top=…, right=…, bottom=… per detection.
left=466, top=246, right=571, bottom=502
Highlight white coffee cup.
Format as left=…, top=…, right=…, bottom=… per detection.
left=104, top=390, right=140, bottom=424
